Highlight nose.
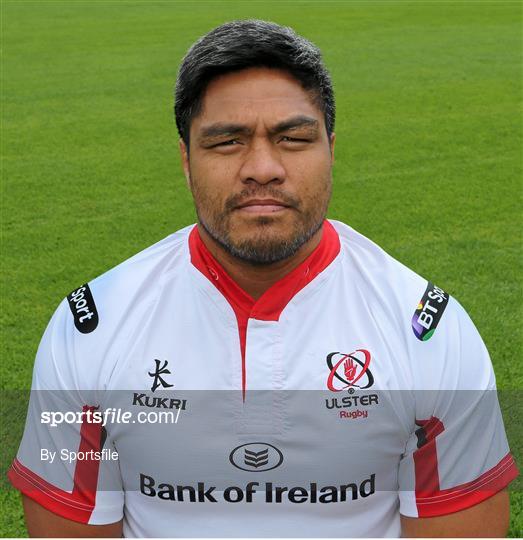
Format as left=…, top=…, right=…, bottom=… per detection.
left=239, top=137, right=286, bottom=186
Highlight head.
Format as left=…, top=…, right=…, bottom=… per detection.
left=175, top=20, right=336, bottom=265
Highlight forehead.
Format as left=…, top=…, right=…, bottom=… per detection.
left=195, top=67, right=323, bottom=128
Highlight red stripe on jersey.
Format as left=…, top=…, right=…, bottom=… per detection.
left=413, top=416, right=445, bottom=497
left=415, top=453, right=519, bottom=517
left=8, top=406, right=103, bottom=524
left=72, top=406, right=104, bottom=504
left=189, top=220, right=340, bottom=398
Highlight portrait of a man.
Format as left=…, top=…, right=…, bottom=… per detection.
left=2, top=5, right=521, bottom=539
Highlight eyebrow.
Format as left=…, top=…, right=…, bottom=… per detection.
left=198, top=115, right=319, bottom=142
left=269, top=115, right=319, bottom=135
left=199, top=123, right=253, bottom=140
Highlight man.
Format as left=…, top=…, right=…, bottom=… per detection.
left=9, top=20, right=518, bottom=537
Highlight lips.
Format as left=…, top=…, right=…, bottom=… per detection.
left=236, top=199, right=291, bottom=213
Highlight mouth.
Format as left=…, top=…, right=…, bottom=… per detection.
left=235, top=199, right=292, bottom=214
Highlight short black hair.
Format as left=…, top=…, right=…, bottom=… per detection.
left=174, top=19, right=335, bottom=146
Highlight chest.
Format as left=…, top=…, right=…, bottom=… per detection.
left=108, top=279, right=413, bottom=393
left=103, top=288, right=414, bottom=497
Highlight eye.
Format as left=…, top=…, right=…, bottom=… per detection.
left=214, top=139, right=239, bottom=147
left=280, top=136, right=309, bottom=143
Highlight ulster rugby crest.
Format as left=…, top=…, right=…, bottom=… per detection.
left=326, top=349, right=374, bottom=392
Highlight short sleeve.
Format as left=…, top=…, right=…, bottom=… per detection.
left=7, top=298, right=124, bottom=525
left=398, top=298, right=519, bottom=518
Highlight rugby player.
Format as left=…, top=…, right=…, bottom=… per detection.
left=9, top=20, right=518, bottom=537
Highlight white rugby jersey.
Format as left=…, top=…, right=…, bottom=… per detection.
left=9, top=220, right=518, bottom=537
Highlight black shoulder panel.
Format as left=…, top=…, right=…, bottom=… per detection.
left=67, top=284, right=99, bottom=334
left=411, top=282, right=449, bottom=341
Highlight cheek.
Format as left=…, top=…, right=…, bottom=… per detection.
left=192, top=179, right=221, bottom=216
left=289, top=154, right=332, bottom=201
left=190, top=158, right=236, bottom=200
left=189, top=174, right=237, bottom=224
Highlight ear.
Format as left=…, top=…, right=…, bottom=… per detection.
left=329, top=132, right=336, bottom=163
left=179, top=139, right=191, bottom=189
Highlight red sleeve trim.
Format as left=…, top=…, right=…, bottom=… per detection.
left=416, top=453, right=519, bottom=517
left=7, top=405, right=103, bottom=524
left=8, top=458, right=94, bottom=524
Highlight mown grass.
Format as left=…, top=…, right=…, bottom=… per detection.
left=1, top=0, right=521, bottom=536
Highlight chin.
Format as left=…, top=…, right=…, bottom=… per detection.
left=233, top=223, right=294, bottom=246
left=237, top=212, right=288, bottom=226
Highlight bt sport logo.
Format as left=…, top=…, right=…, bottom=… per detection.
left=411, top=282, right=449, bottom=341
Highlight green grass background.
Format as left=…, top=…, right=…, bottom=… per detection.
left=1, top=0, right=521, bottom=536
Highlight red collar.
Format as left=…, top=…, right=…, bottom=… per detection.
left=190, top=220, right=340, bottom=397
left=189, top=220, right=340, bottom=322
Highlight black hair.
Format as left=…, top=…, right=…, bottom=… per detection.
left=174, top=19, right=335, bottom=146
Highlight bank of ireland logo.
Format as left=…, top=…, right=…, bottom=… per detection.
left=229, top=443, right=284, bottom=472
left=326, top=349, right=374, bottom=392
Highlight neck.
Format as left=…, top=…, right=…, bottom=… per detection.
left=197, top=225, right=324, bottom=300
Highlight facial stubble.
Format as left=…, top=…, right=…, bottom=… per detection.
left=189, top=174, right=332, bottom=266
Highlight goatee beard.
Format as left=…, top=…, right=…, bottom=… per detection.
left=198, top=214, right=325, bottom=266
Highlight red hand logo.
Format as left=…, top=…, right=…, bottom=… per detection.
left=344, top=357, right=357, bottom=382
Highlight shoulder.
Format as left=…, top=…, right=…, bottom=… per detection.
left=328, top=220, right=492, bottom=389
left=35, top=225, right=195, bottom=390
left=329, top=219, right=434, bottom=327
left=74, top=225, right=193, bottom=333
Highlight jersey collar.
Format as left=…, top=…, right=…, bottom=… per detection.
left=189, top=220, right=341, bottom=322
